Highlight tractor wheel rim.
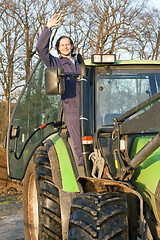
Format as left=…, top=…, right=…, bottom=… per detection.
left=28, top=173, right=39, bottom=239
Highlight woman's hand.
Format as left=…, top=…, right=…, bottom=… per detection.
left=47, top=13, right=61, bottom=29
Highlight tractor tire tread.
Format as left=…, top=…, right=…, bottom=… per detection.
left=69, top=192, right=129, bottom=240
left=35, top=145, right=62, bottom=239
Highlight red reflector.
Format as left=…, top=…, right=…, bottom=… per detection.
left=82, top=136, right=93, bottom=144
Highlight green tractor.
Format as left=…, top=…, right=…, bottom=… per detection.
left=6, top=54, right=160, bottom=239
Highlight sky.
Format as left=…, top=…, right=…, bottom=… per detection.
left=150, top=0, right=160, bottom=8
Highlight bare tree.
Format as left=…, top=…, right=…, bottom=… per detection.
left=1, top=0, right=160, bottom=142
left=0, top=9, right=23, bottom=140
left=127, top=8, right=160, bottom=60
left=4, top=0, right=53, bottom=81
left=77, top=0, right=148, bottom=57
left=0, top=0, right=82, bottom=140
left=0, top=0, right=53, bottom=140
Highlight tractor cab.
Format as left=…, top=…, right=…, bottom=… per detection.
left=6, top=54, right=160, bottom=179
left=80, top=55, right=160, bottom=179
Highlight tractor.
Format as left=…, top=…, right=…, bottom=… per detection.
left=6, top=53, right=160, bottom=239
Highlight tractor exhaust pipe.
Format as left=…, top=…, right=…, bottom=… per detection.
left=77, top=54, right=88, bottom=138
left=77, top=54, right=92, bottom=176
left=130, top=132, right=160, bottom=169
left=77, top=54, right=86, bottom=76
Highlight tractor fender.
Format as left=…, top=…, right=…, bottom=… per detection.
left=44, top=137, right=62, bottom=189
left=77, top=176, right=137, bottom=193
left=44, top=134, right=80, bottom=240
left=77, top=176, right=143, bottom=201
left=44, top=133, right=80, bottom=192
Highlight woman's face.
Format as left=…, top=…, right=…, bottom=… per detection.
left=58, top=37, right=73, bottom=57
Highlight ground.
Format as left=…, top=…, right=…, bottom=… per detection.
left=0, top=145, right=24, bottom=240
left=0, top=194, right=24, bottom=240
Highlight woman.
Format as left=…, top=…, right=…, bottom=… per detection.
left=36, top=14, right=83, bottom=166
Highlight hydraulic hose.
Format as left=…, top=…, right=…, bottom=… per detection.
left=14, top=121, right=64, bottom=160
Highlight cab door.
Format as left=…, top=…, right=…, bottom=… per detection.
left=6, top=60, right=61, bottom=179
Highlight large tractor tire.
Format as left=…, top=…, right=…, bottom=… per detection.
left=69, top=192, right=129, bottom=240
left=23, top=145, right=62, bottom=240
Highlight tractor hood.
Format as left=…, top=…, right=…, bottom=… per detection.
left=131, top=136, right=160, bottom=223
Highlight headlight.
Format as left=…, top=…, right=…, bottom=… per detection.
left=91, top=54, right=116, bottom=64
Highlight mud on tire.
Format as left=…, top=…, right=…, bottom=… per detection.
left=23, top=145, right=62, bottom=240
left=69, top=192, right=129, bottom=240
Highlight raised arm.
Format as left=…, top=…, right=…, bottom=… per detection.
left=46, top=13, right=61, bottom=29
left=36, top=14, right=61, bottom=67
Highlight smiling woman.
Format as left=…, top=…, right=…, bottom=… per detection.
left=36, top=13, right=84, bottom=167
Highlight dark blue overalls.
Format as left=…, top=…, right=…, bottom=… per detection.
left=36, top=27, right=83, bottom=166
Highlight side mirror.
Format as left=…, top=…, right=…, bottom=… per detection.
left=10, top=125, right=20, bottom=139
left=45, top=67, right=65, bottom=95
